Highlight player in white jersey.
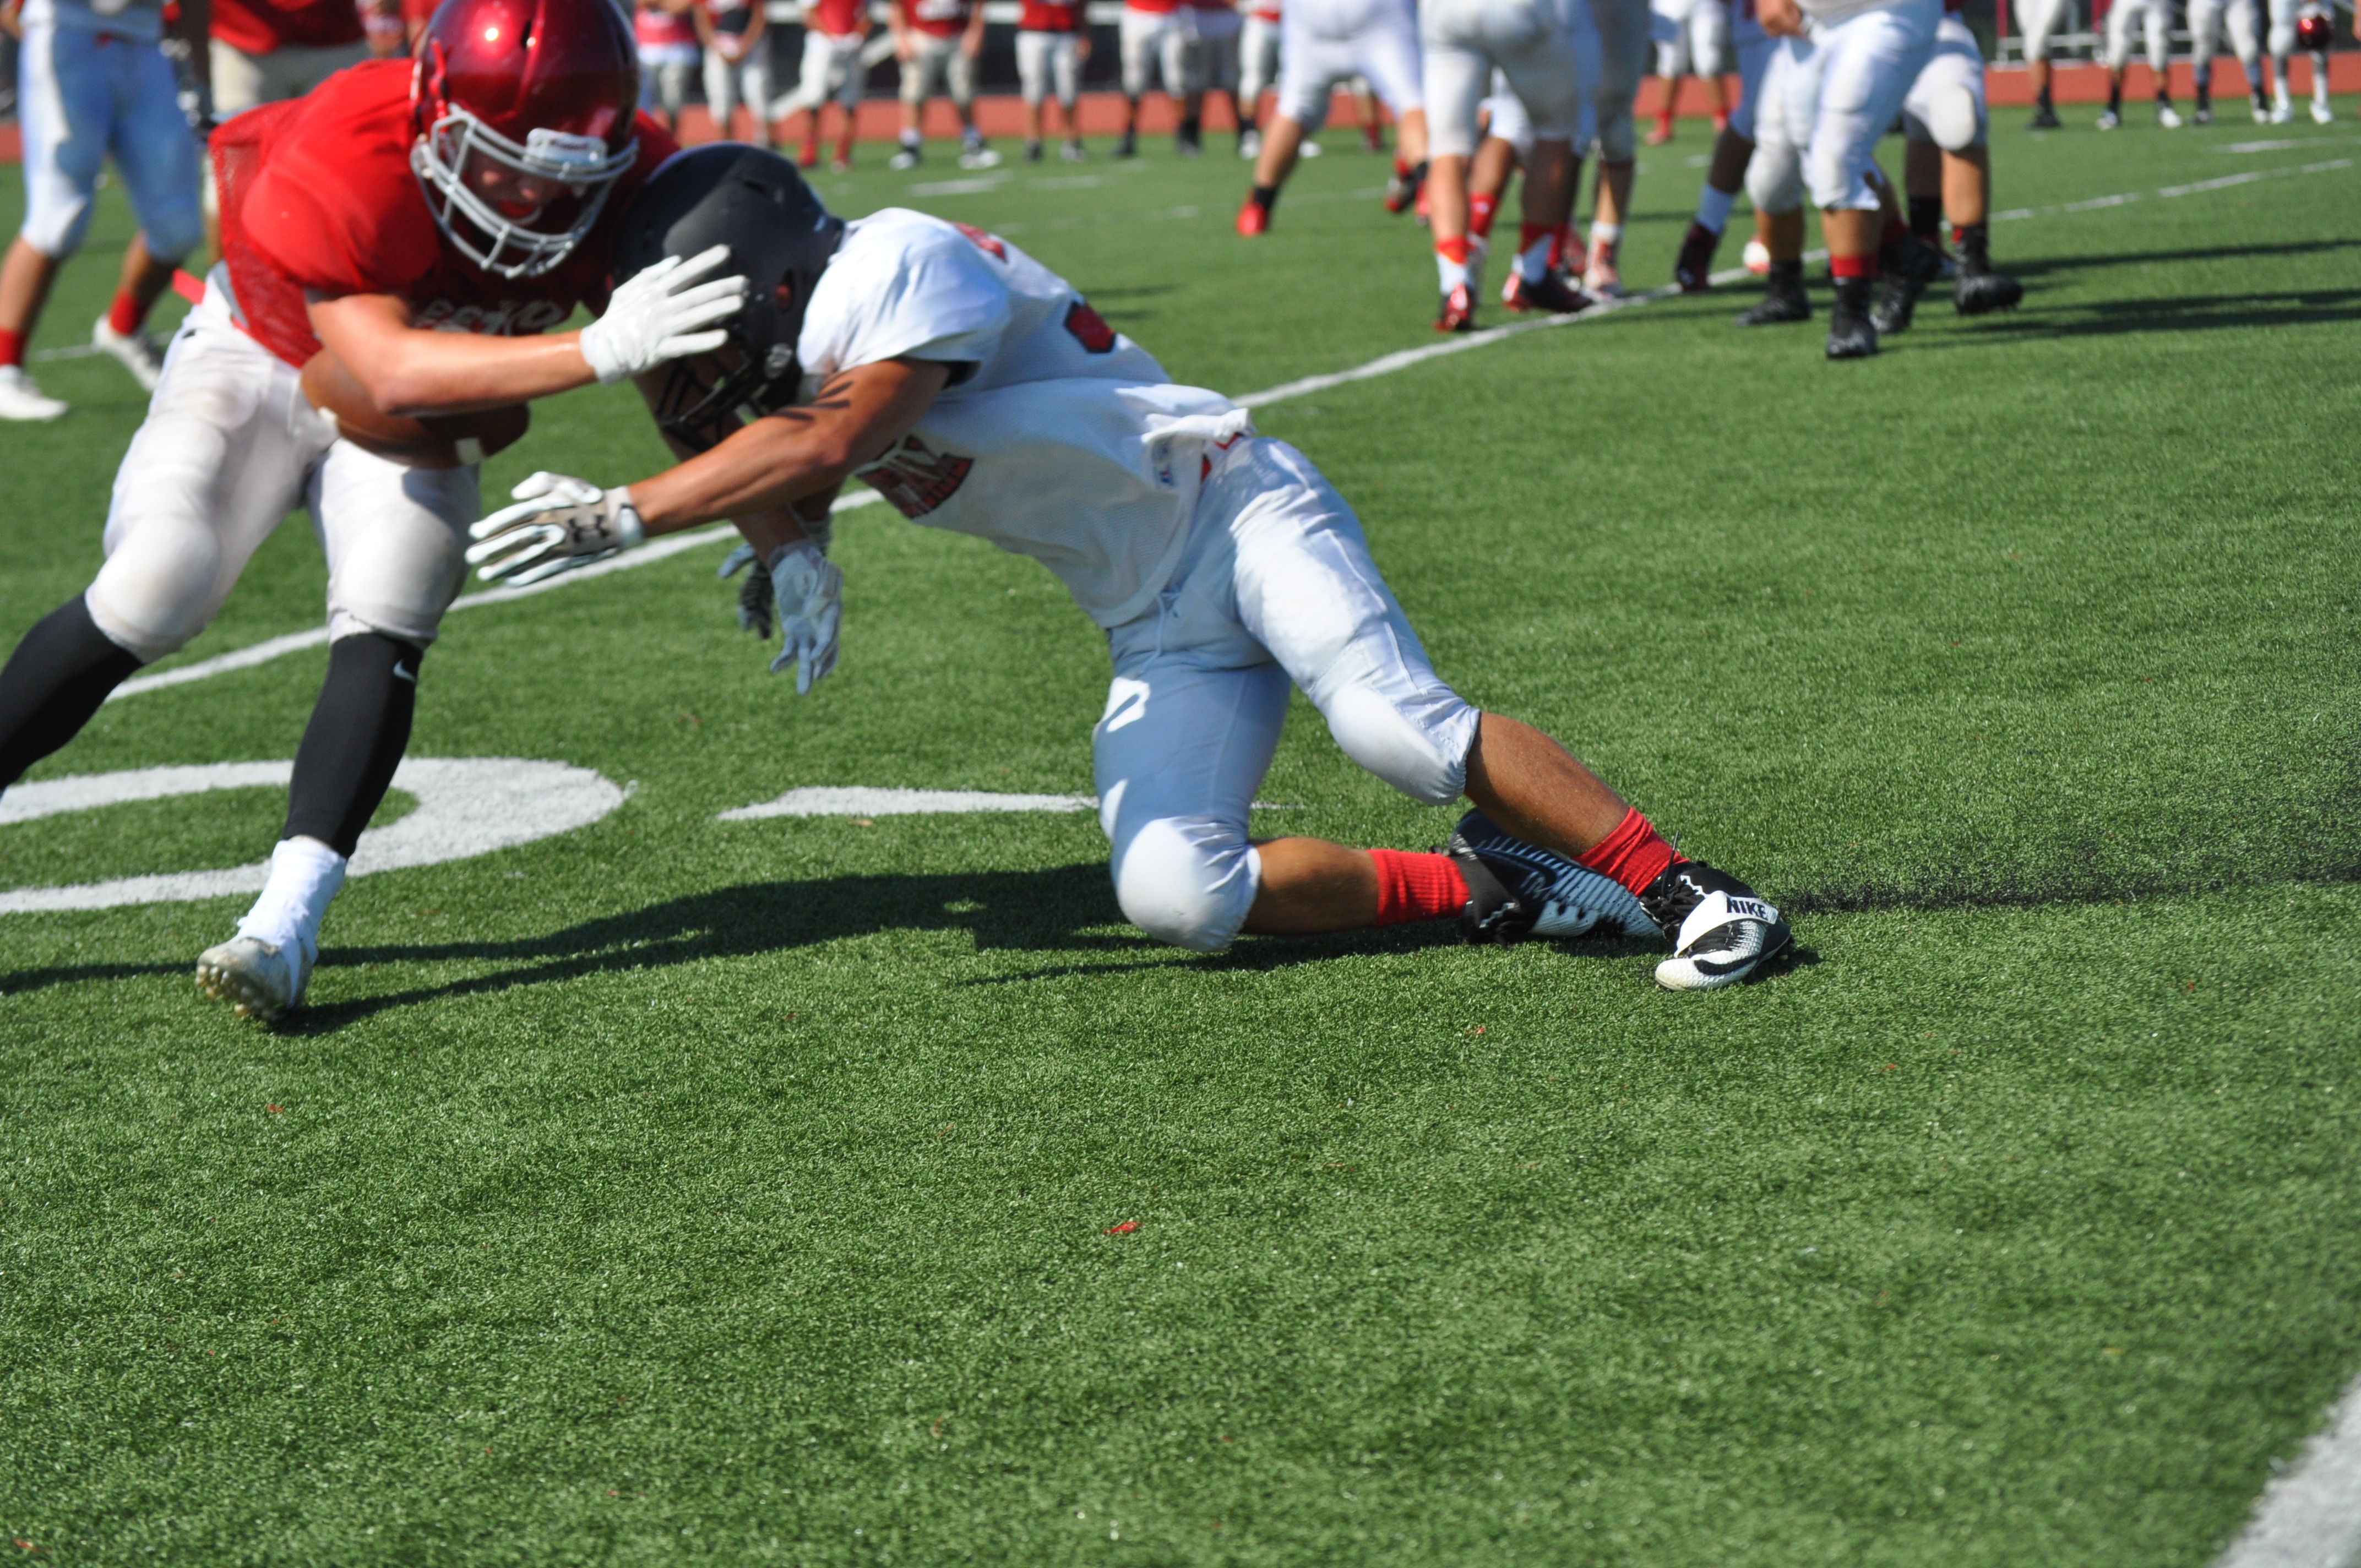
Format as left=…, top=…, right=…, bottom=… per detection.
left=1670, top=0, right=1778, bottom=291
left=2096, top=0, right=2182, bottom=128
left=775, top=0, right=869, bottom=172
left=471, top=145, right=1796, bottom=992
left=2185, top=0, right=2268, bottom=122
left=0, top=0, right=205, bottom=420
left=1237, top=0, right=1283, bottom=156
left=1874, top=5, right=2021, bottom=331
left=1751, top=0, right=1944, bottom=357
left=1645, top=0, right=1731, bottom=145
left=1418, top=0, right=1593, bottom=329
left=1233, top=0, right=1428, bottom=235
left=2014, top=0, right=2073, bottom=127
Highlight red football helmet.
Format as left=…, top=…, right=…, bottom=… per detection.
left=410, top=0, right=641, bottom=278
left=2294, top=10, right=2333, bottom=49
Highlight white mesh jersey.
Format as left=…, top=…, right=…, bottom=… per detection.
left=797, top=208, right=1251, bottom=629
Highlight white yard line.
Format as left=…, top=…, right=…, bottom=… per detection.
left=91, top=152, right=2358, bottom=695
left=2213, top=1373, right=2361, bottom=1568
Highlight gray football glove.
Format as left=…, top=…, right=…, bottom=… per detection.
left=466, top=472, right=645, bottom=586
left=719, top=539, right=840, bottom=694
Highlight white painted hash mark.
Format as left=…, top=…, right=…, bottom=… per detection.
left=0, top=758, right=624, bottom=911
left=2213, top=1374, right=2361, bottom=1568
left=717, top=787, right=1097, bottom=819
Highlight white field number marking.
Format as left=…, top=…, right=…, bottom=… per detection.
left=0, top=758, right=624, bottom=912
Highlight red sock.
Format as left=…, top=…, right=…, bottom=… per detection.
left=1468, top=192, right=1499, bottom=238
left=0, top=328, right=21, bottom=369
left=1829, top=252, right=1874, bottom=280
left=1576, top=808, right=1683, bottom=898
left=1369, top=849, right=1469, bottom=925
left=107, top=288, right=147, bottom=337
left=1434, top=235, right=1471, bottom=264
left=1393, top=154, right=1411, bottom=178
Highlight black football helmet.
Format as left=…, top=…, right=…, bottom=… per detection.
left=611, top=142, right=846, bottom=449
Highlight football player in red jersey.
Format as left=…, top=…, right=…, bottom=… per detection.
left=0, top=0, right=748, bottom=1022
left=1015, top=0, right=1090, bottom=161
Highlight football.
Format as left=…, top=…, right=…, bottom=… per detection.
left=2294, top=11, right=2333, bottom=48
left=300, top=349, right=530, bottom=469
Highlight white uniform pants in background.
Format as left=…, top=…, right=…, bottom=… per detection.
left=777, top=29, right=867, bottom=117
left=15, top=21, right=203, bottom=260
left=1743, top=30, right=1812, bottom=212
left=1122, top=4, right=1200, bottom=96
left=2104, top=0, right=2170, bottom=73
left=1094, top=439, right=1479, bottom=954
left=1651, top=0, right=1727, bottom=80
left=1584, top=0, right=1652, bottom=160
left=1192, top=5, right=1244, bottom=91
left=1423, top=0, right=1582, bottom=156
left=1798, top=0, right=1938, bottom=210
left=1018, top=29, right=1084, bottom=104
left=1276, top=0, right=1424, bottom=128
left=2265, top=0, right=2300, bottom=58
left=1241, top=12, right=1283, bottom=105
left=1901, top=12, right=1985, bottom=148
left=209, top=35, right=369, bottom=116
left=2013, top=0, right=2072, bottom=61
left=2187, top=0, right=2262, bottom=73
left=85, top=285, right=478, bottom=665
left=702, top=42, right=774, bottom=134
left=900, top=32, right=977, bottom=105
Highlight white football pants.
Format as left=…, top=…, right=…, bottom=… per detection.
left=1241, top=13, right=1283, bottom=106
left=2264, top=0, right=2300, bottom=59
left=2187, top=0, right=2262, bottom=74
left=1651, top=0, right=1727, bottom=81
left=1724, top=5, right=1776, bottom=139
left=14, top=20, right=203, bottom=262
left=1018, top=29, right=1084, bottom=105
left=1901, top=13, right=1986, bottom=149
left=1095, top=439, right=1481, bottom=954
left=776, top=29, right=867, bottom=118
left=2104, top=0, right=2171, bottom=74
left=1276, top=0, right=1424, bottom=128
left=701, top=42, right=774, bottom=134
left=2014, top=0, right=2074, bottom=61
left=85, top=282, right=478, bottom=665
left=900, top=32, right=978, bottom=107
left=1122, top=4, right=1200, bottom=97
left=1584, top=0, right=1652, bottom=160
left=1424, top=0, right=1586, bottom=157
left=1792, top=0, right=1936, bottom=210
left=1744, top=30, right=1811, bottom=214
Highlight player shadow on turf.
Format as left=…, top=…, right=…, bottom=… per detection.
left=1911, top=285, right=2361, bottom=345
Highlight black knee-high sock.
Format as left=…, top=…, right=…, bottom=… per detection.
left=0, top=597, right=143, bottom=791
left=282, top=632, right=422, bottom=858
left=1908, top=193, right=1943, bottom=242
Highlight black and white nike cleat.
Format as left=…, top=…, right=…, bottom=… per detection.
left=1445, top=809, right=1656, bottom=944
left=1639, top=861, right=1793, bottom=990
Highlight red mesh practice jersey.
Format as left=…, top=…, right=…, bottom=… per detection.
left=1018, top=0, right=1080, bottom=28
left=211, top=0, right=368, bottom=53
left=809, top=0, right=865, bottom=32
left=903, top=0, right=971, bottom=36
left=215, top=60, right=678, bottom=369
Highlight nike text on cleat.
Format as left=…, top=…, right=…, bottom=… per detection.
left=93, top=315, right=164, bottom=391
left=1500, top=269, right=1592, bottom=314
left=1236, top=196, right=1270, bottom=237
left=0, top=365, right=68, bottom=421
left=1446, top=809, right=1657, bottom=945
left=1674, top=220, right=1721, bottom=291
left=1638, top=861, right=1793, bottom=991
left=195, top=936, right=311, bottom=1021
left=1435, top=282, right=1477, bottom=333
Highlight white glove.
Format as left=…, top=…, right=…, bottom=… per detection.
left=578, top=245, right=747, bottom=386
left=764, top=540, right=843, bottom=695
left=465, top=472, right=645, bottom=586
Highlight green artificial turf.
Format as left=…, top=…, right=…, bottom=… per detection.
left=1, top=115, right=2357, bottom=1565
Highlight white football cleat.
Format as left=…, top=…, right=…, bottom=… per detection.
left=2157, top=103, right=2184, bottom=128
left=195, top=936, right=310, bottom=1021
left=889, top=145, right=922, bottom=171
left=1238, top=128, right=1261, bottom=159
left=92, top=314, right=164, bottom=391
left=2095, top=108, right=2122, bottom=129
left=2311, top=98, right=2335, bottom=124
left=958, top=144, right=1003, bottom=170
left=2268, top=98, right=2294, bottom=123
left=0, top=364, right=68, bottom=421
left=1640, top=862, right=1794, bottom=992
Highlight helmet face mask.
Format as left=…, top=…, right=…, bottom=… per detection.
left=408, top=0, right=643, bottom=280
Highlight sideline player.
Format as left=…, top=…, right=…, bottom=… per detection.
left=0, top=0, right=205, bottom=417
left=697, top=0, right=774, bottom=144
left=2188, top=0, right=2268, bottom=121
left=469, top=145, right=1796, bottom=990
left=1875, top=0, right=2021, bottom=330
left=1644, top=0, right=1728, bottom=145
left=635, top=0, right=700, bottom=132
left=210, top=0, right=369, bottom=116
left=1417, top=0, right=1589, bottom=326
left=1749, top=0, right=1943, bottom=357
left=1016, top=0, right=1089, bottom=160
left=2014, top=0, right=2070, bottom=127
left=891, top=0, right=998, bottom=168
left=2265, top=0, right=2335, bottom=123
left=2096, top=0, right=2180, bottom=129
left=0, top=0, right=747, bottom=1019
left=1187, top=0, right=1245, bottom=154
left=1237, top=0, right=1281, bottom=156
left=776, top=0, right=867, bottom=171
left=1671, top=0, right=1776, bottom=290
left=1233, top=0, right=1427, bottom=233
left=1116, top=0, right=1195, bottom=156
